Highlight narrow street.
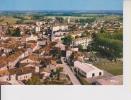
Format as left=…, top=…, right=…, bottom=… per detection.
left=61, top=57, right=81, bottom=85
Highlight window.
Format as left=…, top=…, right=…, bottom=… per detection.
left=99, top=72, right=102, bottom=76
left=92, top=73, right=95, bottom=77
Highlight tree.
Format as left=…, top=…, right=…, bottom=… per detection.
left=16, top=20, right=24, bottom=24
left=69, top=52, right=79, bottom=63
left=6, top=27, right=12, bottom=35
left=55, top=17, right=64, bottom=23
left=89, top=32, right=123, bottom=61
left=49, top=67, right=63, bottom=80
left=27, top=76, right=41, bottom=85
left=81, top=31, right=90, bottom=37
left=11, top=27, right=21, bottom=37
left=55, top=67, right=63, bottom=80
left=69, top=25, right=77, bottom=31
left=62, top=35, right=74, bottom=46
left=78, top=44, right=83, bottom=51
left=79, top=17, right=96, bottom=24
left=40, top=59, right=50, bottom=67
left=100, top=27, right=106, bottom=33
left=50, top=47, right=61, bottom=58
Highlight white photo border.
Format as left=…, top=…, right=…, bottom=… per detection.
left=1, top=0, right=131, bottom=100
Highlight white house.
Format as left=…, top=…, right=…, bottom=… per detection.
left=35, top=26, right=41, bottom=32
left=73, top=37, right=92, bottom=49
left=17, top=73, right=32, bottom=81
left=40, top=72, right=50, bottom=80
left=52, top=37, right=62, bottom=42
left=26, top=35, right=38, bottom=42
left=37, top=40, right=46, bottom=46
left=35, top=66, right=39, bottom=73
left=36, top=21, right=43, bottom=26
left=54, top=32, right=68, bottom=36
left=20, top=58, right=35, bottom=64
left=66, top=50, right=72, bottom=59
left=9, top=74, right=17, bottom=81
left=71, top=47, right=78, bottom=52
left=74, top=61, right=103, bottom=78
left=3, top=48, right=12, bottom=54
left=53, top=25, right=68, bottom=32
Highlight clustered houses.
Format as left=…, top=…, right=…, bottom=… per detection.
left=0, top=14, right=123, bottom=85
left=91, top=18, right=123, bottom=33
left=26, top=34, right=38, bottom=42
left=0, top=27, right=69, bottom=84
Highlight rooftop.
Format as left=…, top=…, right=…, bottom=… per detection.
left=74, top=61, right=102, bottom=73
left=9, top=67, right=35, bottom=75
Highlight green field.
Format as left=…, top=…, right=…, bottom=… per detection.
left=94, top=60, right=123, bottom=75
left=0, top=16, right=20, bottom=24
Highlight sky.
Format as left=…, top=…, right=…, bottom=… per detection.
left=0, top=0, right=123, bottom=11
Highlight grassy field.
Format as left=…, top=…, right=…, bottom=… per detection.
left=0, top=16, right=20, bottom=24
left=46, top=16, right=95, bottom=19
left=94, top=60, right=123, bottom=75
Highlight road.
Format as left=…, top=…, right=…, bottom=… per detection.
left=61, top=57, right=81, bottom=85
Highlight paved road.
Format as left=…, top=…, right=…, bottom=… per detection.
left=61, top=57, right=81, bottom=85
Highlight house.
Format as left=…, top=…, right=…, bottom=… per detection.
left=66, top=50, right=72, bottom=59
left=70, top=31, right=83, bottom=38
left=37, top=39, right=47, bottom=47
left=0, top=70, right=10, bottom=81
left=71, top=47, right=78, bottom=52
left=17, top=73, right=32, bottom=81
left=9, top=67, right=34, bottom=81
left=36, top=21, right=43, bottom=26
left=53, top=25, right=68, bottom=32
left=20, top=54, right=40, bottom=64
left=74, top=61, right=104, bottom=78
left=26, top=34, right=38, bottom=42
left=54, top=31, right=68, bottom=37
left=55, top=42, right=65, bottom=51
left=36, top=26, right=41, bottom=32
left=40, top=71, right=50, bottom=79
left=20, top=58, right=35, bottom=64
left=0, top=47, right=13, bottom=56
left=72, top=37, right=92, bottom=49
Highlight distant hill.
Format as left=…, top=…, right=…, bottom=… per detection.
left=0, top=10, right=123, bottom=16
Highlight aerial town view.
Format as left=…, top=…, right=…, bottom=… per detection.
left=0, top=0, right=123, bottom=85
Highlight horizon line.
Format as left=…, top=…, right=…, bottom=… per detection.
left=0, top=9, right=123, bottom=12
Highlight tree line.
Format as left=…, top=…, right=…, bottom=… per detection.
left=89, top=32, right=123, bottom=61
